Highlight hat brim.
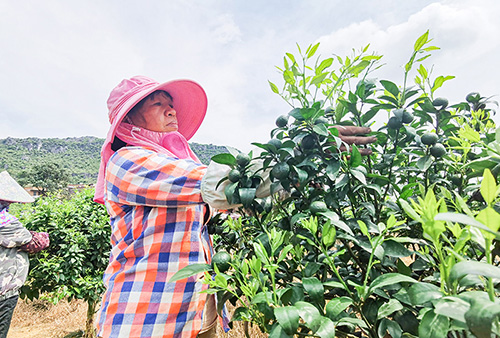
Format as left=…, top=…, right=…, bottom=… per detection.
left=104, top=79, right=207, bottom=149
left=0, top=171, right=35, bottom=203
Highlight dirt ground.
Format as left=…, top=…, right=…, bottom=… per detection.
left=7, top=298, right=267, bottom=338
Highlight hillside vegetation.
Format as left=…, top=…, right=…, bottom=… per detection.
left=0, top=137, right=228, bottom=185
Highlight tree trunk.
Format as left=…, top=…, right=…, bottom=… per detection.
left=83, top=300, right=97, bottom=338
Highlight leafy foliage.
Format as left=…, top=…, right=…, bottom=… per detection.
left=13, top=188, right=110, bottom=338
left=18, top=159, right=70, bottom=195
left=177, top=31, right=500, bottom=337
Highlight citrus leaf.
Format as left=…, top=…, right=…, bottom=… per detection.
left=306, top=42, right=320, bottom=59
left=449, top=261, right=500, bottom=284
left=350, top=168, right=366, bottom=184
left=380, top=80, right=400, bottom=97
left=317, top=58, right=333, bottom=73
left=399, top=200, right=421, bottom=222
left=239, top=188, right=256, bottom=208
left=320, top=212, right=354, bottom=236
left=367, top=273, right=417, bottom=296
left=378, top=318, right=402, bottom=338
left=314, top=317, right=336, bottom=338
left=211, top=153, right=236, bottom=165
left=408, top=282, right=443, bottom=306
left=326, top=161, right=341, bottom=181
left=224, top=182, right=238, bottom=204
left=349, top=146, right=362, bottom=167
left=464, top=298, right=500, bottom=338
left=322, top=221, right=336, bottom=247
left=434, top=212, right=500, bottom=239
left=377, top=299, right=403, bottom=320
left=312, top=123, right=329, bottom=136
left=414, top=30, right=429, bottom=52
left=274, top=306, right=300, bottom=336
left=311, top=73, right=328, bottom=87
left=168, top=263, right=211, bottom=282
left=480, top=169, right=497, bottom=205
left=325, top=296, right=353, bottom=320
left=323, top=281, right=346, bottom=290
left=382, top=239, right=412, bottom=258
left=476, top=207, right=500, bottom=232
left=269, top=81, right=280, bottom=94
left=294, top=301, right=321, bottom=332
left=269, top=323, right=294, bottom=338
left=418, top=309, right=449, bottom=338
left=417, top=155, right=433, bottom=171
left=434, top=296, right=470, bottom=323
left=303, top=277, right=325, bottom=308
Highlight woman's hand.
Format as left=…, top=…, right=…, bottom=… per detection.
left=333, top=125, right=377, bottom=156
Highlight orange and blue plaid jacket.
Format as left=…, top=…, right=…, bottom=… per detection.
left=97, top=146, right=214, bottom=338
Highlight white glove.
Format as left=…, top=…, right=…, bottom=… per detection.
left=200, top=147, right=274, bottom=209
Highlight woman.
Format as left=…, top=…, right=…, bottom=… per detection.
left=0, top=171, right=49, bottom=338
left=94, top=75, right=375, bottom=338
left=95, top=76, right=222, bottom=338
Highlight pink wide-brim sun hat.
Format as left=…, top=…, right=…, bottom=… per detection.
left=94, top=75, right=207, bottom=204
left=105, top=75, right=208, bottom=146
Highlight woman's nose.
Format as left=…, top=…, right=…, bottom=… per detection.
left=167, top=109, right=176, bottom=117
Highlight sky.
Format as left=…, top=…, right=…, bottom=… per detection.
left=1, top=0, right=499, bottom=152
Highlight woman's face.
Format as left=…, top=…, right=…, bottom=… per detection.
left=129, top=92, right=178, bottom=133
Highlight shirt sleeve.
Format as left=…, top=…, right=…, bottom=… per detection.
left=0, top=220, right=32, bottom=248
left=105, top=147, right=207, bottom=207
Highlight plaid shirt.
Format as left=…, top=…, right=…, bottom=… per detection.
left=97, top=146, right=213, bottom=338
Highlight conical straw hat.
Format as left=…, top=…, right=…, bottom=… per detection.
left=0, top=171, right=35, bottom=203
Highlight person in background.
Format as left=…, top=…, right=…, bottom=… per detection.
left=94, top=75, right=375, bottom=338
left=0, top=171, right=49, bottom=338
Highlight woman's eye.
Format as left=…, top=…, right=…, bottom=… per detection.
left=153, top=102, right=162, bottom=106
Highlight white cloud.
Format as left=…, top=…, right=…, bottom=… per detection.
left=209, top=14, right=242, bottom=45
left=315, top=0, right=500, bottom=107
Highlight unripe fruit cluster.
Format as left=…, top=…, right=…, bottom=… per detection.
left=387, top=109, right=414, bottom=130
left=420, top=132, right=446, bottom=158
left=228, top=153, right=252, bottom=183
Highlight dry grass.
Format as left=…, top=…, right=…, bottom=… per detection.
left=8, top=298, right=268, bottom=338
left=8, top=298, right=88, bottom=338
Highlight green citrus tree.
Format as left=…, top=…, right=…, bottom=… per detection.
left=14, top=188, right=110, bottom=338
left=174, top=31, right=500, bottom=338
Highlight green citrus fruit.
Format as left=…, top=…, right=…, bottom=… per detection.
left=430, top=143, right=446, bottom=158
left=314, top=117, right=329, bottom=125
left=236, top=153, right=251, bottom=167
left=301, top=134, right=317, bottom=149
left=271, top=162, right=290, bottom=180
left=228, top=168, right=241, bottom=183
left=211, top=251, right=232, bottom=272
left=276, top=115, right=289, bottom=128
left=393, top=109, right=404, bottom=120
left=310, top=201, right=328, bottom=214
left=402, top=110, right=414, bottom=124
left=268, top=138, right=282, bottom=149
left=466, top=92, right=480, bottom=103
left=432, top=97, right=449, bottom=109
left=450, top=175, right=462, bottom=186
left=226, top=231, right=237, bottom=245
left=421, top=132, right=438, bottom=145
left=387, top=116, right=403, bottom=129
left=207, top=223, right=216, bottom=235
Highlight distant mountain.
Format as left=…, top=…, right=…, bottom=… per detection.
left=0, top=137, right=229, bottom=185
